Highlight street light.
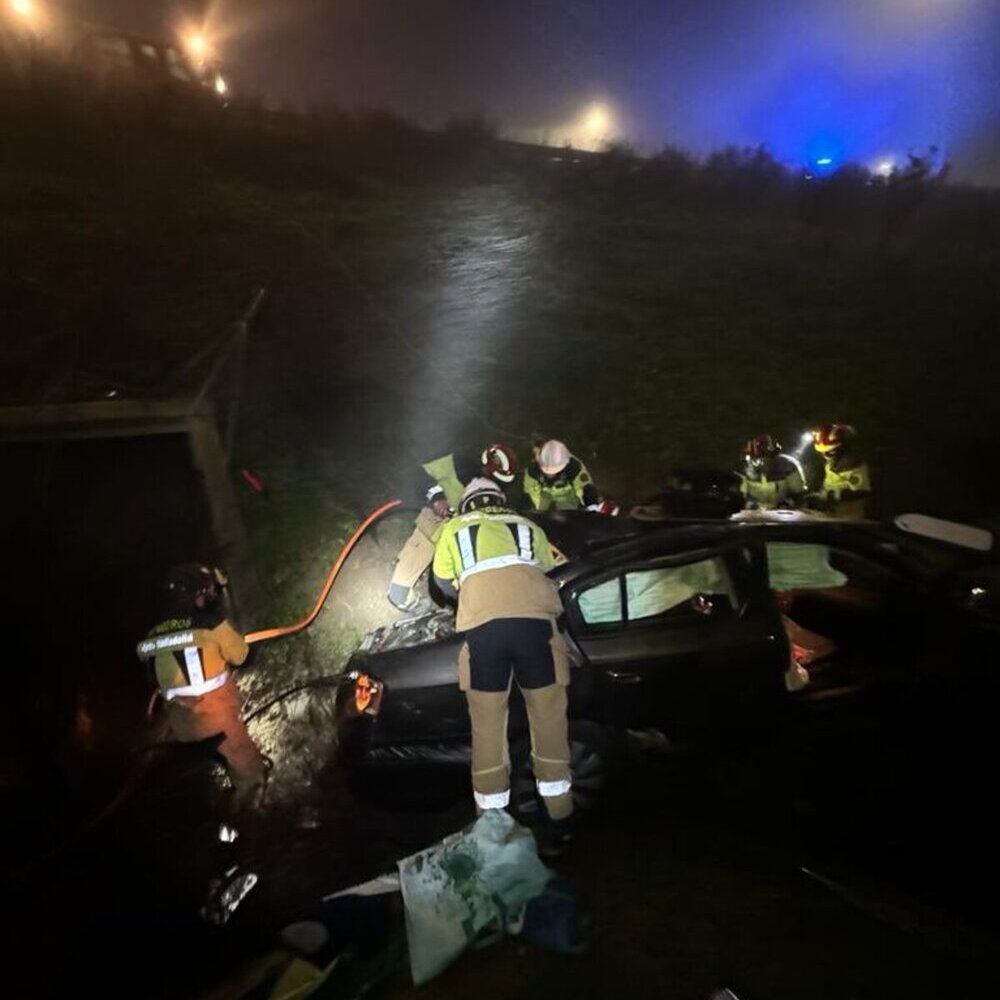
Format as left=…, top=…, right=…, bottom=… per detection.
left=9, top=0, right=36, bottom=21
left=584, top=103, right=611, bottom=138
left=185, top=31, right=209, bottom=65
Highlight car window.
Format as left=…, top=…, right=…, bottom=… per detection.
left=765, top=542, right=847, bottom=592
left=577, top=556, right=733, bottom=626
left=577, top=576, right=622, bottom=625
left=626, top=558, right=730, bottom=621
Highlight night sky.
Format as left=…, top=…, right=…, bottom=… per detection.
left=70, top=1, right=1000, bottom=183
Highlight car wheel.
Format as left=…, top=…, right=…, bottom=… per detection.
left=509, top=722, right=616, bottom=827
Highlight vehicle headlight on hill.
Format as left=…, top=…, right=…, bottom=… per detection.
left=8, top=0, right=44, bottom=30
left=184, top=30, right=211, bottom=67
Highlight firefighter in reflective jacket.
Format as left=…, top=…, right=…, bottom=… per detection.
left=387, top=444, right=518, bottom=611
left=811, top=424, right=872, bottom=518
left=738, top=434, right=806, bottom=509
left=137, top=564, right=267, bottom=802
left=432, top=478, right=574, bottom=831
left=523, top=439, right=601, bottom=512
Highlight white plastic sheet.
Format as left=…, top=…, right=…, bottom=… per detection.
left=398, top=810, right=552, bottom=985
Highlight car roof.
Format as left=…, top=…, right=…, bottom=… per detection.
left=535, top=511, right=995, bottom=587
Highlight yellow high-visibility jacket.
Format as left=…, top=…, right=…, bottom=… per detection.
left=432, top=506, right=561, bottom=631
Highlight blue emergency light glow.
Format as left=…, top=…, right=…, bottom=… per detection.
left=816, top=157, right=833, bottom=165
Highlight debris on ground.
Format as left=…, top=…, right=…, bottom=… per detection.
left=201, top=866, right=259, bottom=926
left=517, top=876, right=592, bottom=956
left=323, top=872, right=402, bottom=902
left=397, top=809, right=555, bottom=985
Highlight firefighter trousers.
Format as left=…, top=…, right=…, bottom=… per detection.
left=388, top=507, right=444, bottom=608
left=165, top=675, right=268, bottom=800
left=459, top=617, right=573, bottom=822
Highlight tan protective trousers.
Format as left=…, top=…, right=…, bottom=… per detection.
left=461, top=631, right=574, bottom=822
left=165, top=675, right=267, bottom=797
left=388, top=507, right=443, bottom=603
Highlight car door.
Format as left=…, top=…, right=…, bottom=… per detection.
left=764, top=538, right=946, bottom=823
left=563, top=544, right=786, bottom=739
left=769, top=541, right=925, bottom=714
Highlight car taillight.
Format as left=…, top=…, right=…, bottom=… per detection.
left=349, top=671, right=382, bottom=716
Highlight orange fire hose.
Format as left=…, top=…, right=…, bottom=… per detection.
left=111, top=498, right=404, bottom=853
left=245, top=497, right=402, bottom=645
left=144, top=498, right=403, bottom=718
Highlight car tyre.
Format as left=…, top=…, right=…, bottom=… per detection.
left=509, top=721, right=618, bottom=827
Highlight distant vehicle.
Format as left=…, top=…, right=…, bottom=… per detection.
left=337, top=511, right=999, bottom=826
left=74, top=30, right=228, bottom=100
left=628, top=466, right=744, bottom=521
left=0, top=13, right=229, bottom=102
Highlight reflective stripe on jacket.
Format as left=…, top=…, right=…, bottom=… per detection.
left=738, top=457, right=804, bottom=508
left=523, top=456, right=598, bottom=511
left=434, top=508, right=554, bottom=584
left=822, top=460, right=872, bottom=499
left=138, top=617, right=248, bottom=697
left=432, top=507, right=561, bottom=630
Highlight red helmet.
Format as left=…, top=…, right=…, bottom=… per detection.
left=163, top=564, right=221, bottom=613
left=745, top=434, right=780, bottom=463
left=813, top=423, right=855, bottom=454
left=585, top=499, right=621, bottom=516
left=481, top=443, right=518, bottom=484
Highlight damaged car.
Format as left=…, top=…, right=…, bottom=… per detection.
left=336, top=510, right=1000, bottom=823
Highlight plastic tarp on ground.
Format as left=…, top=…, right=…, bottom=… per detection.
left=397, top=810, right=553, bottom=985
left=765, top=542, right=848, bottom=592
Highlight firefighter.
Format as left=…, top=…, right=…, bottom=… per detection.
left=737, top=434, right=806, bottom=510
left=523, top=439, right=603, bottom=512
left=432, top=478, right=574, bottom=845
left=387, top=443, right=518, bottom=611
left=137, top=564, right=267, bottom=805
left=810, top=424, right=872, bottom=518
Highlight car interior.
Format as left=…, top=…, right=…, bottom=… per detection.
left=575, top=555, right=737, bottom=628
left=772, top=543, right=919, bottom=689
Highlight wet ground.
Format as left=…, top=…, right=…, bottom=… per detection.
left=8, top=733, right=993, bottom=1000
left=380, top=789, right=993, bottom=1000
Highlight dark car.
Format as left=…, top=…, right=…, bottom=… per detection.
left=336, top=510, right=999, bottom=823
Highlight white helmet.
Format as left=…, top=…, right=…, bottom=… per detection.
left=538, top=439, right=571, bottom=477
left=460, top=477, right=506, bottom=514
